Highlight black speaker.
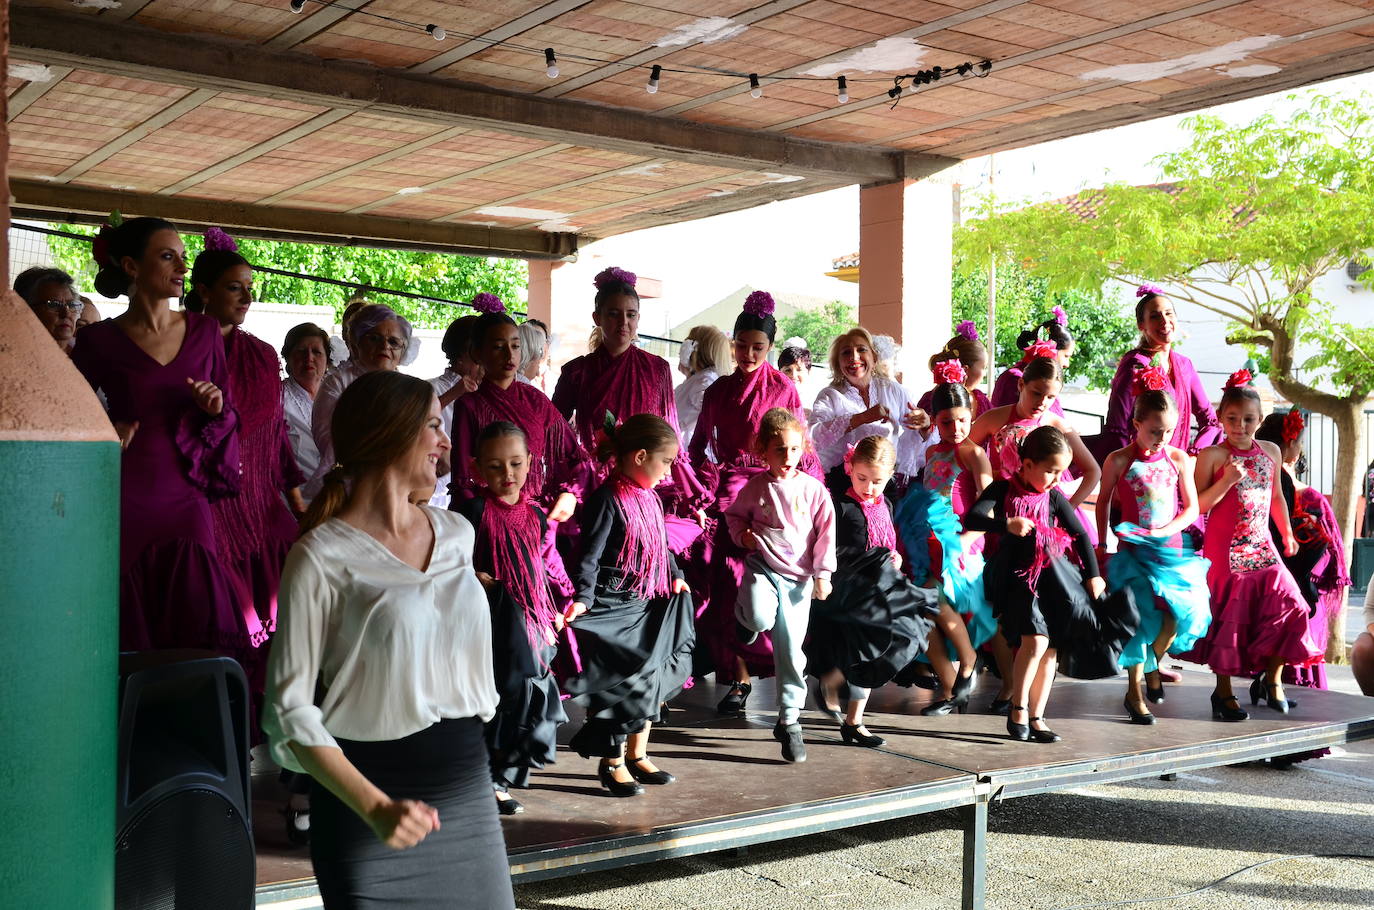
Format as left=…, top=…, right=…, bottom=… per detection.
left=115, top=651, right=255, bottom=910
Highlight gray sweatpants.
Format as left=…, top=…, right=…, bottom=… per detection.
left=736, top=555, right=812, bottom=725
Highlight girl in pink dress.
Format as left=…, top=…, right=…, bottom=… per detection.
left=916, top=321, right=993, bottom=424
left=1096, top=389, right=1211, bottom=725
left=1185, top=372, right=1321, bottom=721
left=989, top=309, right=1073, bottom=415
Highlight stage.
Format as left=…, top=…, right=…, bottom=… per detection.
left=251, top=669, right=1374, bottom=909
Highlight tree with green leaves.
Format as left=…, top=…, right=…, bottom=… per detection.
left=956, top=92, right=1374, bottom=660
left=778, top=300, right=856, bottom=356
left=45, top=224, right=527, bottom=330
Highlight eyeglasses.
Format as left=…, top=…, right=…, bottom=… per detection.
left=361, top=332, right=407, bottom=351
left=41, top=300, right=85, bottom=315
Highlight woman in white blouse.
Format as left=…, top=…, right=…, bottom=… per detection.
left=673, top=324, right=730, bottom=447
left=264, top=370, right=514, bottom=910
left=809, top=326, right=929, bottom=487
left=280, top=323, right=331, bottom=502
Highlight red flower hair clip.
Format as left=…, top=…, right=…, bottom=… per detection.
left=932, top=358, right=966, bottom=385
left=1225, top=368, right=1253, bottom=390
left=1282, top=409, right=1304, bottom=446
left=1132, top=364, right=1168, bottom=395
left=1024, top=340, right=1058, bottom=361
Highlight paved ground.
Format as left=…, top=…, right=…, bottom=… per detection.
left=513, top=667, right=1374, bottom=910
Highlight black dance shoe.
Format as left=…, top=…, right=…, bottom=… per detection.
left=626, top=756, right=676, bottom=785
left=921, top=699, right=961, bottom=716
left=1210, top=692, right=1249, bottom=722
left=773, top=722, right=808, bottom=763
left=716, top=681, right=752, bottom=716
left=839, top=723, right=885, bottom=748
left=1028, top=718, right=1062, bottom=744
left=1006, top=705, right=1030, bottom=742
left=1145, top=669, right=1165, bottom=704
left=951, top=668, right=976, bottom=708
left=1249, top=677, right=1297, bottom=712
left=597, top=761, right=645, bottom=797
left=988, top=698, right=1012, bottom=716
left=812, top=679, right=844, bottom=722
left=280, top=805, right=310, bottom=847
left=1123, top=697, right=1156, bottom=726
left=496, top=795, right=525, bottom=815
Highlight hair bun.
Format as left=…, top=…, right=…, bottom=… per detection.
left=742, top=290, right=775, bottom=317
left=93, top=265, right=131, bottom=299
left=593, top=266, right=637, bottom=290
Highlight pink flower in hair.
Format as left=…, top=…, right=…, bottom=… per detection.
left=842, top=443, right=857, bottom=470
left=203, top=227, right=238, bottom=252
left=932, top=359, right=966, bottom=385
left=471, top=292, right=505, bottom=314
left=742, top=290, right=776, bottom=317
left=955, top=320, right=979, bottom=341
left=1051, top=305, right=1067, bottom=326
left=1132, top=364, right=1168, bottom=395
left=593, top=266, right=637, bottom=290
left=1137, top=283, right=1165, bottom=298
left=1024, top=340, right=1058, bottom=360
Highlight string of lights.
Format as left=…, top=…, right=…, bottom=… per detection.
left=284, top=0, right=991, bottom=106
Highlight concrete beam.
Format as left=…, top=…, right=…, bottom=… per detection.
left=10, top=179, right=578, bottom=260
left=10, top=6, right=940, bottom=184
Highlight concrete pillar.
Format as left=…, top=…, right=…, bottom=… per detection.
left=858, top=176, right=954, bottom=381
left=526, top=259, right=591, bottom=372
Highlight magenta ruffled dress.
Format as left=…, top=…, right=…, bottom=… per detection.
left=1183, top=445, right=1320, bottom=676
left=72, top=313, right=253, bottom=653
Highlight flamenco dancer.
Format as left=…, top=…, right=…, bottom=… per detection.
left=562, top=416, right=696, bottom=796
left=456, top=422, right=575, bottom=815
left=989, top=309, right=1073, bottom=414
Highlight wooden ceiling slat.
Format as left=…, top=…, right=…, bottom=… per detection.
left=6, top=66, right=74, bottom=121
left=409, top=0, right=592, bottom=74
left=346, top=143, right=574, bottom=213
left=157, top=108, right=354, bottom=195
left=54, top=88, right=217, bottom=182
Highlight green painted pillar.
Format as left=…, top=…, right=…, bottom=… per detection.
left=0, top=292, right=121, bottom=909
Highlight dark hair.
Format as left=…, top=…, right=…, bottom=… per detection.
left=754, top=407, right=805, bottom=454
left=475, top=420, right=528, bottom=458
left=1256, top=411, right=1306, bottom=474
left=1015, top=318, right=1074, bottom=353
left=734, top=311, right=776, bottom=345
left=594, top=279, right=639, bottom=313
left=282, top=322, right=331, bottom=362
left=1020, top=356, right=1063, bottom=386
left=1132, top=388, right=1177, bottom=421
left=14, top=266, right=76, bottom=306
left=183, top=249, right=250, bottom=313
left=300, top=371, right=435, bottom=533
left=1019, top=425, right=1070, bottom=464
left=92, top=217, right=178, bottom=299
left=778, top=345, right=811, bottom=370
left=597, top=413, right=678, bottom=462
left=931, top=381, right=973, bottom=415
left=928, top=335, right=987, bottom=373
left=471, top=311, right=518, bottom=353
left=441, top=314, right=479, bottom=363
left=1218, top=383, right=1262, bottom=416
left=1135, top=293, right=1165, bottom=327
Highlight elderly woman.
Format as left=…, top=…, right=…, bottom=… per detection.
left=15, top=266, right=84, bottom=354
left=517, top=318, right=550, bottom=389
left=809, top=327, right=928, bottom=490
left=311, top=302, right=414, bottom=481
left=281, top=322, right=331, bottom=502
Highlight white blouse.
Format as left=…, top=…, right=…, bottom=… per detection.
left=282, top=377, right=323, bottom=502
left=426, top=369, right=462, bottom=508
left=310, top=359, right=367, bottom=482
left=263, top=506, right=497, bottom=773
left=674, top=369, right=718, bottom=448
left=809, top=375, right=926, bottom=475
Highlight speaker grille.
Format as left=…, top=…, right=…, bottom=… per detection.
left=115, top=787, right=254, bottom=910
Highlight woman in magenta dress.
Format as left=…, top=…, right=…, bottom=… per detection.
left=1186, top=373, right=1320, bottom=721
left=551, top=266, right=709, bottom=543
left=686, top=290, right=823, bottom=714
left=1087, top=286, right=1222, bottom=462
left=71, top=216, right=251, bottom=653
left=989, top=310, right=1073, bottom=414
left=449, top=302, right=593, bottom=525
left=183, top=230, right=307, bottom=732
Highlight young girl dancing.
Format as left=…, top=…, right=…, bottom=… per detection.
left=898, top=363, right=996, bottom=715
left=805, top=436, right=937, bottom=746
left=1185, top=372, right=1320, bottom=721
left=561, top=415, right=696, bottom=796
left=965, top=426, right=1135, bottom=743
left=456, top=421, right=574, bottom=815
left=726, top=408, right=837, bottom=763
left=1095, top=389, right=1211, bottom=725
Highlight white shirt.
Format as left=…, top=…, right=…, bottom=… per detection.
left=427, top=369, right=463, bottom=508
left=282, top=377, right=323, bottom=502
left=263, top=507, right=497, bottom=772
left=674, top=369, right=718, bottom=448
left=809, top=375, right=925, bottom=475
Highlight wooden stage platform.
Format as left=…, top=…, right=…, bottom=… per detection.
left=252, top=669, right=1374, bottom=909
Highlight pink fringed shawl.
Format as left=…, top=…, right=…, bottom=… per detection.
left=477, top=492, right=562, bottom=652
left=612, top=476, right=673, bottom=599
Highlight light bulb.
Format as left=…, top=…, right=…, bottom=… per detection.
left=749, top=73, right=761, bottom=99
left=836, top=76, right=848, bottom=104
left=544, top=48, right=559, bottom=79
left=427, top=24, right=445, bottom=41
left=289, top=0, right=305, bottom=12
left=646, top=64, right=661, bottom=94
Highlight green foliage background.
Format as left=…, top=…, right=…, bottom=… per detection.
left=777, top=300, right=857, bottom=356
left=45, top=224, right=527, bottom=330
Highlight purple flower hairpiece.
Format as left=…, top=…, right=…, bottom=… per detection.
left=956, top=320, right=979, bottom=342
left=742, top=290, right=776, bottom=317
left=1051, top=305, right=1067, bottom=327
left=203, top=227, right=238, bottom=252
left=471, top=292, right=505, bottom=314
left=593, top=266, right=637, bottom=290
left=1137, top=283, right=1164, bottom=298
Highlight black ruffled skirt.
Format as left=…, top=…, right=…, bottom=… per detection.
left=805, top=547, right=939, bottom=689
left=485, top=583, right=567, bottom=790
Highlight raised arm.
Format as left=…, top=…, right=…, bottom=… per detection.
left=1061, top=426, right=1100, bottom=510
left=1148, top=447, right=1200, bottom=539
left=1095, top=450, right=1126, bottom=546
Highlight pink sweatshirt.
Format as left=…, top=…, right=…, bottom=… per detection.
left=725, top=470, right=837, bottom=582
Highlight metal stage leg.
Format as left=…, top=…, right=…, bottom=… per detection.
left=961, top=787, right=989, bottom=910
